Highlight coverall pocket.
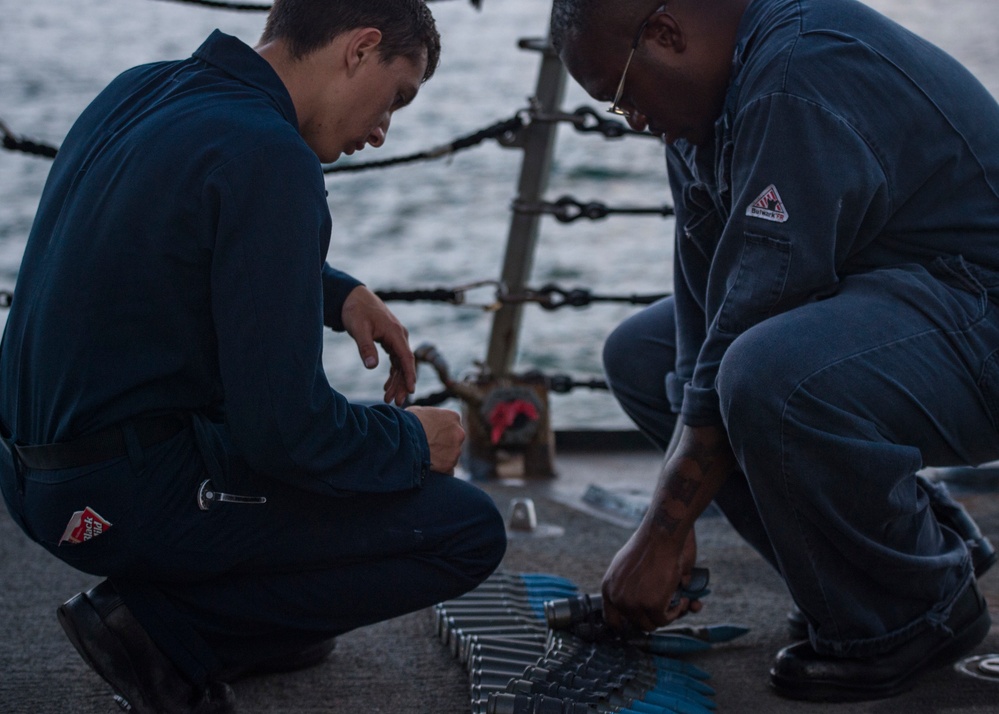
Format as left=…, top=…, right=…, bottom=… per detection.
left=717, top=232, right=791, bottom=335
left=680, top=205, right=723, bottom=260
left=926, top=255, right=990, bottom=327
left=20, top=459, right=136, bottom=569
left=978, top=349, right=999, bottom=437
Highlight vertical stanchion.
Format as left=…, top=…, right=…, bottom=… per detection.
left=484, top=34, right=567, bottom=376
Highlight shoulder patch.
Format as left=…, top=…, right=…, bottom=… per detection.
left=746, top=184, right=789, bottom=223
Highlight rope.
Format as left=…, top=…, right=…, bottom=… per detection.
left=0, top=118, right=58, bottom=158
left=376, top=280, right=503, bottom=310
left=324, top=114, right=523, bottom=174
left=375, top=288, right=459, bottom=304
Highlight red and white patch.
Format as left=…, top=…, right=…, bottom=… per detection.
left=59, top=507, right=112, bottom=545
left=746, top=184, right=789, bottom=223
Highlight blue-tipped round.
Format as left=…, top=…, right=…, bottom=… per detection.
left=633, top=633, right=712, bottom=655
left=657, top=623, right=750, bottom=644
left=655, top=670, right=716, bottom=696
left=643, top=684, right=717, bottom=710
left=653, top=658, right=712, bottom=680
left=624, top=699, right=677, bottom=714
left=641, top=693, right=714, bottom=714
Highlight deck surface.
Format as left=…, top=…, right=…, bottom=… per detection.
left=2, top=448, right=998, bottom=713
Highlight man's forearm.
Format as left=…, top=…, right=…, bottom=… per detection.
left=647, top=425, right=737, bottom=538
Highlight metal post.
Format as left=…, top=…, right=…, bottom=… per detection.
left=484, top=35, right=567, bottom=376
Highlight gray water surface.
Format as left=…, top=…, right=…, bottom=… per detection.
left=1, top=0, right=997, bottom=427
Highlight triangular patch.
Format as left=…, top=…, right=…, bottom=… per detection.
left=746, top=184, right=789, bottom=223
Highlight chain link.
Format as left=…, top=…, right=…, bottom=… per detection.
left=2, top=102, right=657, bottom=165
left=529, top=104, right=660, bottom=140
left=513, top=195, right=675, bottom=223
left=380, top=280, right=671, bottom=311
left=0, top=117, right=59, bottom=158
left=499, top=283, right=669, bottom=311
left=376, top=280, right=505, bottom=311
left=324, top=114, right=523, bottom=174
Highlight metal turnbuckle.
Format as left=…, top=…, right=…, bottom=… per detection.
left=451, top=280, right=507, bottom=311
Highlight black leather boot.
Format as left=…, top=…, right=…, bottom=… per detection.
left=57, top=580, right=236, bottom=714
left=771, top=580, right=991, bottom=701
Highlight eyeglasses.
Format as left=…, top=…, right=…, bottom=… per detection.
left=608, top=3, right=667, bottom=116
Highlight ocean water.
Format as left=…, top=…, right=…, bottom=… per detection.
left=1, top=0, right=997, bottom=428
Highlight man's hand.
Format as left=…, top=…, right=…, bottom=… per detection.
left=341, top=286, right=415, bottom=406
left=407, top=406, right=465, bottom=474
left=602, top=526, right=700, bottom=632
left=601, top=425, right=735, bottom=632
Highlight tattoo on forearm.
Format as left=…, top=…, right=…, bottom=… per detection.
left=667, top=476, right=700, bottom=506
left=689, top=441, right=717, bottom=474
left=651, top=510, right=682, bottom=535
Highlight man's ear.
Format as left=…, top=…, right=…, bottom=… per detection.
left=646, top=10, right=687, bottom=54
left=345, top=27, right=384, bottom=75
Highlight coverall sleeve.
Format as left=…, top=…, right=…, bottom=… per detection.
left=680, top=93, right=891, bottom=426
left=666, top=147, right=714, bottom=416
left=206, top=140, right=431, bottom=495
left=321, top=263, right=363, bottom=332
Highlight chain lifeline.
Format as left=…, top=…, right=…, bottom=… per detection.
left=0, top=118, right=58, bottom=159
left=514, top=195, right=675, bottom=223
left=376, top=281, right=670, bottom=312
left=325, top=115, right=524, bottom=174
left=0, top=5, right=667, bottom=426
left=0, top=282, right=670, bottom=312
left=409, top=373, right=608, bottom=408
left=2, top=104, right=646, bottom=164
left=530, top=104, right=660, bottom=140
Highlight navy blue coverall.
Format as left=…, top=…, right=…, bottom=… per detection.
left=603, top=0, right=999, bottom=657
left=0, top=31, right=505, bottom=685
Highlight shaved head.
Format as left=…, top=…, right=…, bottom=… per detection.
left=550, top=0, right=750, bottom=147
left=550, top=0, right=654, bottom=55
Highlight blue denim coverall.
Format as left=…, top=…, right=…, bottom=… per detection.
left=0, top=31, right=505, bottom=684
left=604, top=0, right=999, bottom=657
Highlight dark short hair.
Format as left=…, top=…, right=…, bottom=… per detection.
left=262, top=0, right=441, bottom=82
left=550, top=0, right=599, bottom=56
left=551, top=0, right=648, bottom=56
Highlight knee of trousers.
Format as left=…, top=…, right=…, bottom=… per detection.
left=452, top=482, right=508, bottom=579
left=602, top=318, right=642, bottom=396
left=601, top=311, right=675, bottom=420
left=716, top=326, right=806, bottom=461
left=480, top=497, right=508, bottom=576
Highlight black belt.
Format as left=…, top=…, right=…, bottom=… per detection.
left=13, top=414, right=187, bottom=471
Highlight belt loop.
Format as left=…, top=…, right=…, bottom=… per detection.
left=14, top=447, right=25, bottom=496
left=122, top=422, right=146, bottom=473
left=190, top=413, right=226, bottom=483
left=6, top=445, right=25, bottom=497
left=0, top=425, right=24, bottom=496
